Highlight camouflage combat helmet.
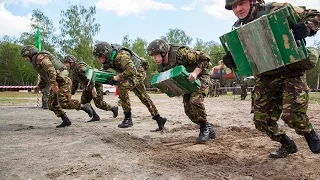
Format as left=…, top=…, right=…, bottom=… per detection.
left=63, top=55, right=77, bottom=64
left=225, top=0, right=264, bottom=10
left=21, top=45, right=38, bottom=57
left=93, top=41, right=113, bottom=59
left=147, top=39, right=170, bottom=56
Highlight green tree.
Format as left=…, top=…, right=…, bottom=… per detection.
left=193, top=38, right=225, bottom=66
left=121, top=35, right=132, bottom=49
left=0, top=38, right=37, bottom=85
left=161, top=28, right=193, bottom=45
left=59, top=5, right=100, bottom=67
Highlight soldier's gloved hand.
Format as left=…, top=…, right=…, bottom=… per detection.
left=105, top=77, right=116, bottom=85
left=223, top=51, right=236, bottom=69
left=290, top=22, right=310, bottom=40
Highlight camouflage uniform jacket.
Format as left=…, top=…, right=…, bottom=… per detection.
left=157, top=45, right=211, bottom=76
left=233, top=2, right=320, bottom=76
left=70, top=61, right=94, bottom=95
left=31, top=53, right=57, bottom=90
left=102, top=50, right=137, bottom=82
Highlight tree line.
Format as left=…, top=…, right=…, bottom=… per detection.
left=0, top=4, right=319, bottom=89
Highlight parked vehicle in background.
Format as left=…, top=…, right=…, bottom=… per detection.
left=102, top=84, right=116, bottom=95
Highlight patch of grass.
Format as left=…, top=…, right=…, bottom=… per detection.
left=0, top=91, right=36, bottom=98
left=0, top=92, right=39, bottom=106
left=309, top=92, right=320, bottom=104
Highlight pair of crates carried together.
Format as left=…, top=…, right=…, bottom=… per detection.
left=84, top=64, right=200, bottom=97
left=219, top=6, right=308, bottom=79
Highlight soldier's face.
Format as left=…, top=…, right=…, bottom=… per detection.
left=151, top=54, right=163, bottom=64
left=64, top=62, right=71, bottom=69
left=98, top=57, right=106, bottom=64
left=232, top=0, right=251, bottom=19
left=23, top=56, right=31, bottom=62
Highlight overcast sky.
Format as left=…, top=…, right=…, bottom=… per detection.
left=0, top=0, right=319, bottom=46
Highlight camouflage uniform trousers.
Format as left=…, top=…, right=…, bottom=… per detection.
left=48, top=70, right=81, bottom=117
left=80, top=83, right=112, bottom=111
left=209, top=80, right=215, bottom=97
left=253, top=73, right=312, bottom=142
left=118, top=67, right=159, bottom=116
left=183, top=75, right=211, bottom=125
left=41, top=82, right=50, bottom=108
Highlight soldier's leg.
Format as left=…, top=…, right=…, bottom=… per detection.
left=47, top=91, right=71, bottom=128
left=80, top=88, right=101, bottom=122
left=132, top=81, right=166, bottom=131
left=253, top=77, right=297, bottom=158
left=282, top=76, right=319, bottom=153
left=190, top=90, right=215, bottom=143
left=57, top=77, right=93, bottom=117
left=41, top=83, right=50, bottom=109
left=93, top=83, right=118, bottom=118
left=117, top=80, right=133, bottom=128
left=183, top=94, right=197, bottom=123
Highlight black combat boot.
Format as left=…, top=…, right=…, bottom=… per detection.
left=197, top=122, right=210, bottom=143
left=56, top=114, right=72, bottom=128
left=111, top=106, right=119, bottom=118
left=88, top=109, right=101, bottom=122
left=269, top=135, right=298, bottom=158
left=151, top=114, right=167, bottom=132
left=80, top=103, right=93, bottom=117
left=118, top=112, right=133, bottom=128
left=208, top=123, right=216, bottom=139
left=304, top=127, right=320, bottom=153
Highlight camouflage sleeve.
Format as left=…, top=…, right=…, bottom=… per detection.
left=114, top=50, right=136, bottom=80
left=70, top=75, right=79, bottom=95
left=37, top=76, right=47, bottom=90
left=37, top=54, right=57, bottom=86
left=270, top=2, right=320, bottom=35
left=176, top=47, right=211, bottom=70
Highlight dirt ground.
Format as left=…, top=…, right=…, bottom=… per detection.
left=1, top=92, right=320, bottom=180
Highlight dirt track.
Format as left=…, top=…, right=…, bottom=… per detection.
left=1, top=93, right=320, bottom=180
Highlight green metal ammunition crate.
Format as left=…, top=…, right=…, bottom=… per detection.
left=219, top=6, right=307, bottom=79
left=85, top=68, right=115, bottom=84
left=151, top=65, right=201, bottom=97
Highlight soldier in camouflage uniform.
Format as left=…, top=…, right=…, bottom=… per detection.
left=223, top=0, right=320, bottom=158
left=93, top=41, right=167, bottom=131
left=147, top=39, right=216, bottom=143
left=63, top=55, right=119, bottom=122
left=21, top=45, right=93, bottom=128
